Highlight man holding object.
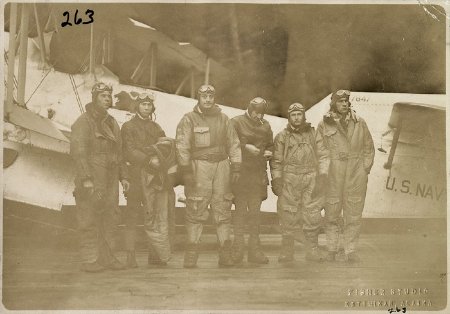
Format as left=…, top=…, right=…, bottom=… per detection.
left=71, top=82, right=130, bottom=272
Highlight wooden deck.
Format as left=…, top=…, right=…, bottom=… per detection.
left=2, top=214, right=447, bottom=311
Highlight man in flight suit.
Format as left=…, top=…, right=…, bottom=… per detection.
left=315, top=90, right=375, bottom=263
left=176, top=84, right=242, bottom=268
left=271, top=103, right=326, bottom=263
left=121, top=92, right=177, bottom=267
left=71, top=82, right=130, bottom=272
left=230, top=97, right=273, bottom=264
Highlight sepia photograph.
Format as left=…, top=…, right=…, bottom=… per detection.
left=1, top=0, right=448, bottom=312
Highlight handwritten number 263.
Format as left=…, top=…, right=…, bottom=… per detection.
left=61, top=9, right=94, bottom=27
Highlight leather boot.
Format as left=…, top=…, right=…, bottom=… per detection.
left=347, top=252, right=361, bottom=263
left=326, top=251, right=337, bottom=262
left=335, top=249, right=348, bottom=262
left=231, top=235, right=245, bottom=264
left=126, top=250, right=138, bottom=268
left=148, top=245, right=167, bottom=266
left=248, top=235, right=269, bottom=264
left=305, top=246, right=324, bottom=262
left=81, top=261, right=105, bottom=273
left=304, top=233, right=323, bottom=262
left=218, top=240, right=234, bottom=267
left=106, top=258, right=126, bottom=271
left=278, top=236, right=295, bottom=263
left=183, top=243, right=199, bottom=268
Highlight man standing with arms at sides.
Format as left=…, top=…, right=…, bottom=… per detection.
left=270, top=103, right=326, bottom=263
left=315, top=90, right=374, bottom=263
left=176, top=84, right=242, bottom=268
left=71, top=82, right=130, bottom=272
left=121, top=92, right=177, bottom=268
left=230, top=97, right=273, bottom=264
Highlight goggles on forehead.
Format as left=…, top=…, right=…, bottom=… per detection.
left=250, top=97, right=267, bottom=106
left=139, top=101, right=154, bottom=106
left=335, top=90, right=351, bottom=97
left=92, top=82, right=112, bottom=94
left=288, top=102, right=305, bottom=114
left=136, top=92, right=155, bottom=102
left=249, top=97, right=268, bottom=114
left=198, top=84, right=215, bottom=95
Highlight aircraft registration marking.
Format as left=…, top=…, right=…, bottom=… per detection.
left=385, top=176, right=445, bottom=201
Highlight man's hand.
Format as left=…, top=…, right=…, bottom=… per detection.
left=180, top=165, right=195, bottom=188
left=82, top=179, right=94, bottom=196
left=271, top=178, right=283, bottom=196
left=245, top=144, right=260, bottom=156
left=148, top=156, right=161, bottom=169
left=121, top=179, right=131, bottom=194
left=263, top=150, right=273, bottom=160
left=311, top=174, right=327, bottom=199
left=231, top=172, right=240, bottom=184
left=183, top=172, right=195, bottom=187
left=230, top=162, right=241, bottom=184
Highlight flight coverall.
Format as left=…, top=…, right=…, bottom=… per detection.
left=70, top=102, right=128, bottom=265
left=316, top=110, right=375, bottom=254
left=271, top=124, right=325, bottom=246
left=176, top=104, right=241, bottom=246
left=121, top=115, right=176, bottom=262
left=230, top=113, right=273, bottom=251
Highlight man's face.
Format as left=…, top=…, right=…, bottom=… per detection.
left=335, top=98, right=350, bottom=115
left=95, top=91, right=112, bottom=110
left=199, top=93, right=214, bottom=109
left=249, top=110, right=263, bottom=122
left=289, top=111, right=304, bottom=127
left=138, top=102, right=154, bottom=118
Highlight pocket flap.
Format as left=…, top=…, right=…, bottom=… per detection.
left=326, top=197, right=340, bottom=205
left=194, top=126, right=209, bottom=133
left=348, top=196, right=362, bottom=203
left=188, top=196, right=204, bottom=201
left=324, top=128, right=337, bottom=137
left=224, top=193, right=234, bottom=201
left=282, top=206, right=298, bottom=213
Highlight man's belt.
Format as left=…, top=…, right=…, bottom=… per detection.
left=283, top=164, right=316, bottom=174
left=330, top=151, right=363, bottom=161
left=191, top=146, right=227, bottom=162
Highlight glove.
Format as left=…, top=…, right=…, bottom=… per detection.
left=180, top=165, right=195, bottom=187
left=245, top=144, right=260, bottom=156
left=183, top=173, right=195, bottom=187
left=93, top=188, right=103, bottom=203
left=230, top=162, right=241, bottom=184
left=148, top=156, right=161, bottom=169
left=121, top=179, right=130, bottom=196
left=263, top=150, right=273, bottom=160
left=231, top=172, right=240, bottom=184
left=271, top=178, right=283, bottom=196
left=82, top=179, right=94, bottom=196
left=311, top=174, right=327, bottom=199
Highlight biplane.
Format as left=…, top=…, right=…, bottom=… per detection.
left=3, top=3, right=446, bottom=224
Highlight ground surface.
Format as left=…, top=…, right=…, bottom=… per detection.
left=2, top=215, right=447, bottom=311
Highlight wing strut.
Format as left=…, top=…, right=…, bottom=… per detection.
left=384, top=117, right=403, bottom=169
left=5, top=3, right=18, bottom=118
left=17, top=4, right=30, bottom=108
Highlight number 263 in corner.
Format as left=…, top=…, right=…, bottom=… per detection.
left=61, top=9, right=94, bottom=27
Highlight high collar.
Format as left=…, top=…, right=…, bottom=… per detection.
left=86, top=102, right=109, bottom=121
left=324, top=109, right=358, bottom=124
left=85, top=102, right=117, bottom=142
left=136, top=112, right=152, bottom=121
left=286, top=121, right=311, bottom=134
left=194, top=103, right=221, bottom=116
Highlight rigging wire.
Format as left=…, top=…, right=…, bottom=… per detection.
left=25, top=68, right=52, bottom=106
left=69, top=74, right=84, bottom=114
